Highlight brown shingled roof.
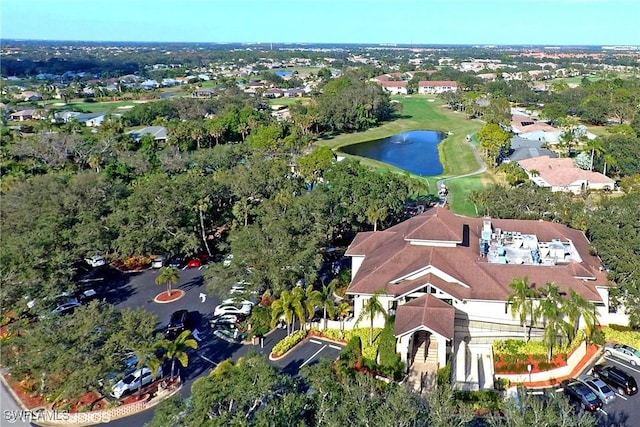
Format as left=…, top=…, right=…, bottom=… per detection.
left=518, top=156, right=615, bottom=187
left=394, top=295, right=455, bottom=338
left=346, top=207, right=608, bottom=303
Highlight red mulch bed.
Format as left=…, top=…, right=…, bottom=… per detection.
left=494, top=352, right=567, bottom=374
left=155, top=290, right=185, bottom=303
left=4, top=374, right=48, bottom=409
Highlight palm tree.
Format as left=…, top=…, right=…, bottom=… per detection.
left=365, top=204, right=387, bottom=232
left=270, top=289, right=305, bottom=335
left=336, top=302, right=352, bottom=331
left=563, top=290, right=598, bottom=342
left=302, top=285, right=322, bottom=330
left=356, top=290, right=388, bottom=345
left=467, top=190, right=485, bottom=216
left=237, top=122, right=249, bottom=142
left=602, top=153, right=617, bottom=177
left=155, top=267, right=179, bottom=296
left=157, top=330, right=198, bottom=382
left=507, top=277, right=537, bottom=342
left=318, top=283, right=337, bottom=330
left=133, top=346, right=163, bottom=399
left=536, top=282, right=570, bottom=361
left=582, top=138, right=605, bottom=171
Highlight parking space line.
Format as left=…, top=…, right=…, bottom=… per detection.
left=604, top=356, right=640, bottom=374
left=615, top=393, right=627, bottom=400
left=329, top=344, right=342, bottom=350
left=300, top=345, right=327, bottom=368
left=199, top=354, right=218, bottom=366
left=598, top=408, right=608, bottom=415
left=310, top=339, right=322, bottom=345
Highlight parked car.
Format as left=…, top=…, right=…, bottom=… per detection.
left=592, top=364, right=638, bottom=395
left=151, top=255, right=167, bottom=269
left=165, top=310, right=190, bottom=339
left=51, top=299, right=81, bottom=316
left=229, top=281, right=250, bottom=294
left=213, top=301, right=252, bottom=317
left=579, top=376, right=616, bottom=405
left=110, top=366, right=162, bottom=399
left=99, top=353, right=139, bottom=388
left=182, top=253, right=208, bottom=269
left=167, top=255, right=185, bottom=269
left=604, top=343, right=640, bottom=366
left=85, top=255, right=106, bottom=268
left=562, top=379, right=603, bottom=412
left=209, top=314, right=240, bottom=328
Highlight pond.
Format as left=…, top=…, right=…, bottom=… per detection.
left=339, top=130, right=446, bottom=176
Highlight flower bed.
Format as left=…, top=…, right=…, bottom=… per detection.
left=493, top=338, right=583, bottom=374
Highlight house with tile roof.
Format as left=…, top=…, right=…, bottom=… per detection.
left=378, top=80, right=409, bottom=95
left=518, top=156, right=616, bottom=193
left=344, top=207, right=626, bottom=388
left=418, top=81, right=458, bottom=94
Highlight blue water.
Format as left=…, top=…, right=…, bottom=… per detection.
left=274, top=70, right=293, bottom=77
left=340, top=130, right=445, bottom=176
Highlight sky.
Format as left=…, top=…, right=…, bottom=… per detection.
left=1, top=0, right=639, bottom=46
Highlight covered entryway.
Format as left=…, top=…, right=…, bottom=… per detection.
left=394, top=295, right=455, bottom=392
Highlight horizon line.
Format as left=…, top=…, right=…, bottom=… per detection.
left=2, top=38, right=639, bottom=48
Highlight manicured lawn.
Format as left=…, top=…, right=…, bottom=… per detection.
left=317, top=95, right=495, bottom=215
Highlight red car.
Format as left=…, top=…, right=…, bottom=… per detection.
left=185, top=254, right=209, bottom=269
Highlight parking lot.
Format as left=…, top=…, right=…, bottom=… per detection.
left=589, top=353, right=640, bottom=426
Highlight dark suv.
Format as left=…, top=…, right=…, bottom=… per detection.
left=165, top=310, right=190, bottom=339
left=562, top=380, right=603, bottom=412
left=592, top=364, right=638, bottom=396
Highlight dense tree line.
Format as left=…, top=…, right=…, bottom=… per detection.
left=145, top=353, right=595, bottom=427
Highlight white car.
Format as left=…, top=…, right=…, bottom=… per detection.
left=85, top=255, right=106, bottom=268
left=230, top=281, right=249, bottom=294
left=110, top=366, right=162, bottom=399
left=604, top=343, right=640, bottom=366
left=213, top=302, right=252, bottom=317
left=151, top=255, right=167, bottom=269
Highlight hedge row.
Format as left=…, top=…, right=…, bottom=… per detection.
left=272, top=330, right=307, bottom=356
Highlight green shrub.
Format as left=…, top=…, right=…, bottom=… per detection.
left=436, top=363, right=451, bottom=386
left=377, top=321, right=398, bottom=367
left=494, top=377, right=510, bottom=391
left=340, top=336, right=363, bottom=364
left=272, top=330, right=307, bottom=356
left=602, top=325, right=640, bottom=348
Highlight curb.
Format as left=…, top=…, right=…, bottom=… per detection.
left=153, top=290, right=186, bottom=304
left=1, top=370, right=29, bottom=411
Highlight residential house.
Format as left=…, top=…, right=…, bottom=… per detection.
left=504, top=137, right=558, bottom=163
left=10, top=108, right=37, bottom=121
left=418, top=81, right=458, bottom=94
left=127, top=126, right=168, bottom=143
left=140, top=80, right=159, bottom=90
left=52, top=111, right=82, bottom=124
left=343, top=207, right=625, bottom=389
left=518, top=156, right=616, bottom=193
left=379, top=81, right=408, bottom=95
left=20, top=91, right=43, bottom=102
left=510, top=114, right=557, bottom=135
left=76, top=112, right=107, bottom=127
left=263, top=88, right=285, bottom=98
left=283, top=89, right=306, bottom=98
